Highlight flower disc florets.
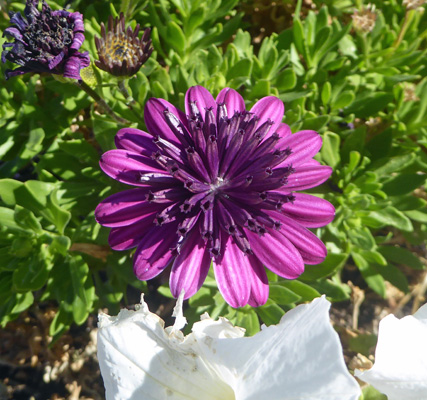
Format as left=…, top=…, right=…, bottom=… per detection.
left=95, top=86, right=335, bottom=307
left=1, top=0, right=89, bottom=80
left=95, top=12, right=153, bottom=77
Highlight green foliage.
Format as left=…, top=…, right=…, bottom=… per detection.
left=0, top=0, right=426, bottom=340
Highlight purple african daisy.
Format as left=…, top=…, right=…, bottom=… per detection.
left=95, top=86, right=335, bottom=308
left=1, top=0, right=90, bottom=80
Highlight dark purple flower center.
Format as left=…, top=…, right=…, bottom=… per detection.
left=149, top=101, right=295, bottom=258
left=22, top=3, right=74, bottom=58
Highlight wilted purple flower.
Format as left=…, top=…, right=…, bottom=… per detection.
left=1, top=0, right=90, bottom=80
left=95, top=86, right=335, bottom=307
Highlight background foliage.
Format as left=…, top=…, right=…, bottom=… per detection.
left=0, top=0, right=426, bottom=376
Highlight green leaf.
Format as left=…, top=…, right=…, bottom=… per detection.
left=404, top=209, right=427, bottom=223
left=292, top=19, right=306, bottom=59
left=378, top=246, right=425, bottom=270
left=14, top=205, right=43, bottom=234
left=157, top=285, right=174, bottom=299
left=249, top=79, right=270, bottom=99
left=166, top=21, right=186, bottom=53
left=0, top=206, right=31, bottom=234
left=344, top=92, right=393, bottom=118
left=47, top=190, right=71, bottom=235
left=352, top=252, right=386, bottom=298
left=269, top=285, right=301, bottom=305
left=233, top=308, right=260, bottom=336
left=10, top=238, right=33, bottom=258
left=10, top=291, right=34, bottom=314
left=186, top=7, right=205, bottom=35
left=49, top=303, right=73, bottom=339
left=280, top=280, right=321, bottom=301
left=49, top=236, right=71, bottom=256
left=373, top=154, right=415, bottom=176
left=382, top=174, right=427, bottom=197
left=321, top=82, right=331, bottom=106
left=0, top=179, right=22, bottom=205
left=275, top=68, right=297, bottom=91
left=57, top=139, right=99, bottom=164
left=348, top=333, right=377, bottom=357
left=302, top=115, right=330, bottom=131
left=321, top=131, right=341, bottom=168
left=279, top=90, right=310, bottom=102
left=20, top=127, right=45, bottom=160
left=362, top=385, right=387, bottom=400
left=13, top=248, right=51, bottom=292
left=360, top=250, right=387, bottom=266
left=331, top=90, right=355, bottom=110
left=256, top=300, right=285, bottom=326
left=151, top=80, right=168, bottom=100
left=311, top=279, right=350, bottom=301
left=369, top=207, right=413, bottom=232
left=227, top=58, right=252, bottom=80
left=341, top=127, right=366, bottom=162
left=300, top=253, right=348, bottom=281
left=391, top=195, right=426, bottom=211
left=375, top=263, right=409, bottom=293
left=69, top=256, right=92, bottom=325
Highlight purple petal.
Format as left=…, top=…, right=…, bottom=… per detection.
left=304, top=159, right=321, bottom=167
left=246, top=228, right=304, bottom=279
left=4, top=67, right=28, bottom=80
left=3, top=27, right=24, bottom=42
left=49, top=52, right=65, bottom=69
left=170, top=226, right=211, bottom=299
left=70, top=32, right=85, bottom=50
left=9, top=12, right=27, bottom=31
left=78, top=51, right=90, bottom=68
left=269, top=212, right=327, bottom=264
left=99, top=149, right=166, bottom=186
left=283, top=165, right=333, bottom=191
left=216, top=88, right=245, bottom=117
left=281, top=193, right=335, bottom=228
left=63, top=57, right=82, bottom=79
left=108, top=214, right=157, bottom=250
left=63, top=52, right=90, bottom=79
left=277, top=130, right=322, bottom=167
left=68, top=12, right=85, bottom=32
left=213, top=235, right=250, bottom=308
left=185, top=85, right=217, bottom=121
left=133, top=223, right=178, bottom=280
left=276, top=122, right=292, bottom=139
left=144, top=98, right=188, bottom=147
left=249, top=96, right=284, bottom=138
left=95, top=188, right=164, bottom=227
left=247, top=255, right=269, bottom=307
left=115, top=128, right=158, bottom=156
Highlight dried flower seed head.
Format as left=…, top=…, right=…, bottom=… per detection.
left=95, top=86, right=335, bottom=308
left=403, top=83, right=420, bottom=102
left=403, top=0, right=426, bottom=10
left=1, top=0, right=90, bottom=80
left=95, top=13, right=153, bottom=77
left=352, top=4, right=377, bottom=33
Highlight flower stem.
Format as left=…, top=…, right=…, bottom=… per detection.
left=118, top=80, right=133, bottom=103
left=393, top=10, right=414, bottom=49
left=360, top=34, right=371, bottom=69
left=118, top=80, right=144, bottom=122
left=78, top=81, right=129, bottom=124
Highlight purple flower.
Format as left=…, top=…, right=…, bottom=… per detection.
left=95, top=86, right=335, bottom=308
left=1, top=0, right=90, bottom=80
